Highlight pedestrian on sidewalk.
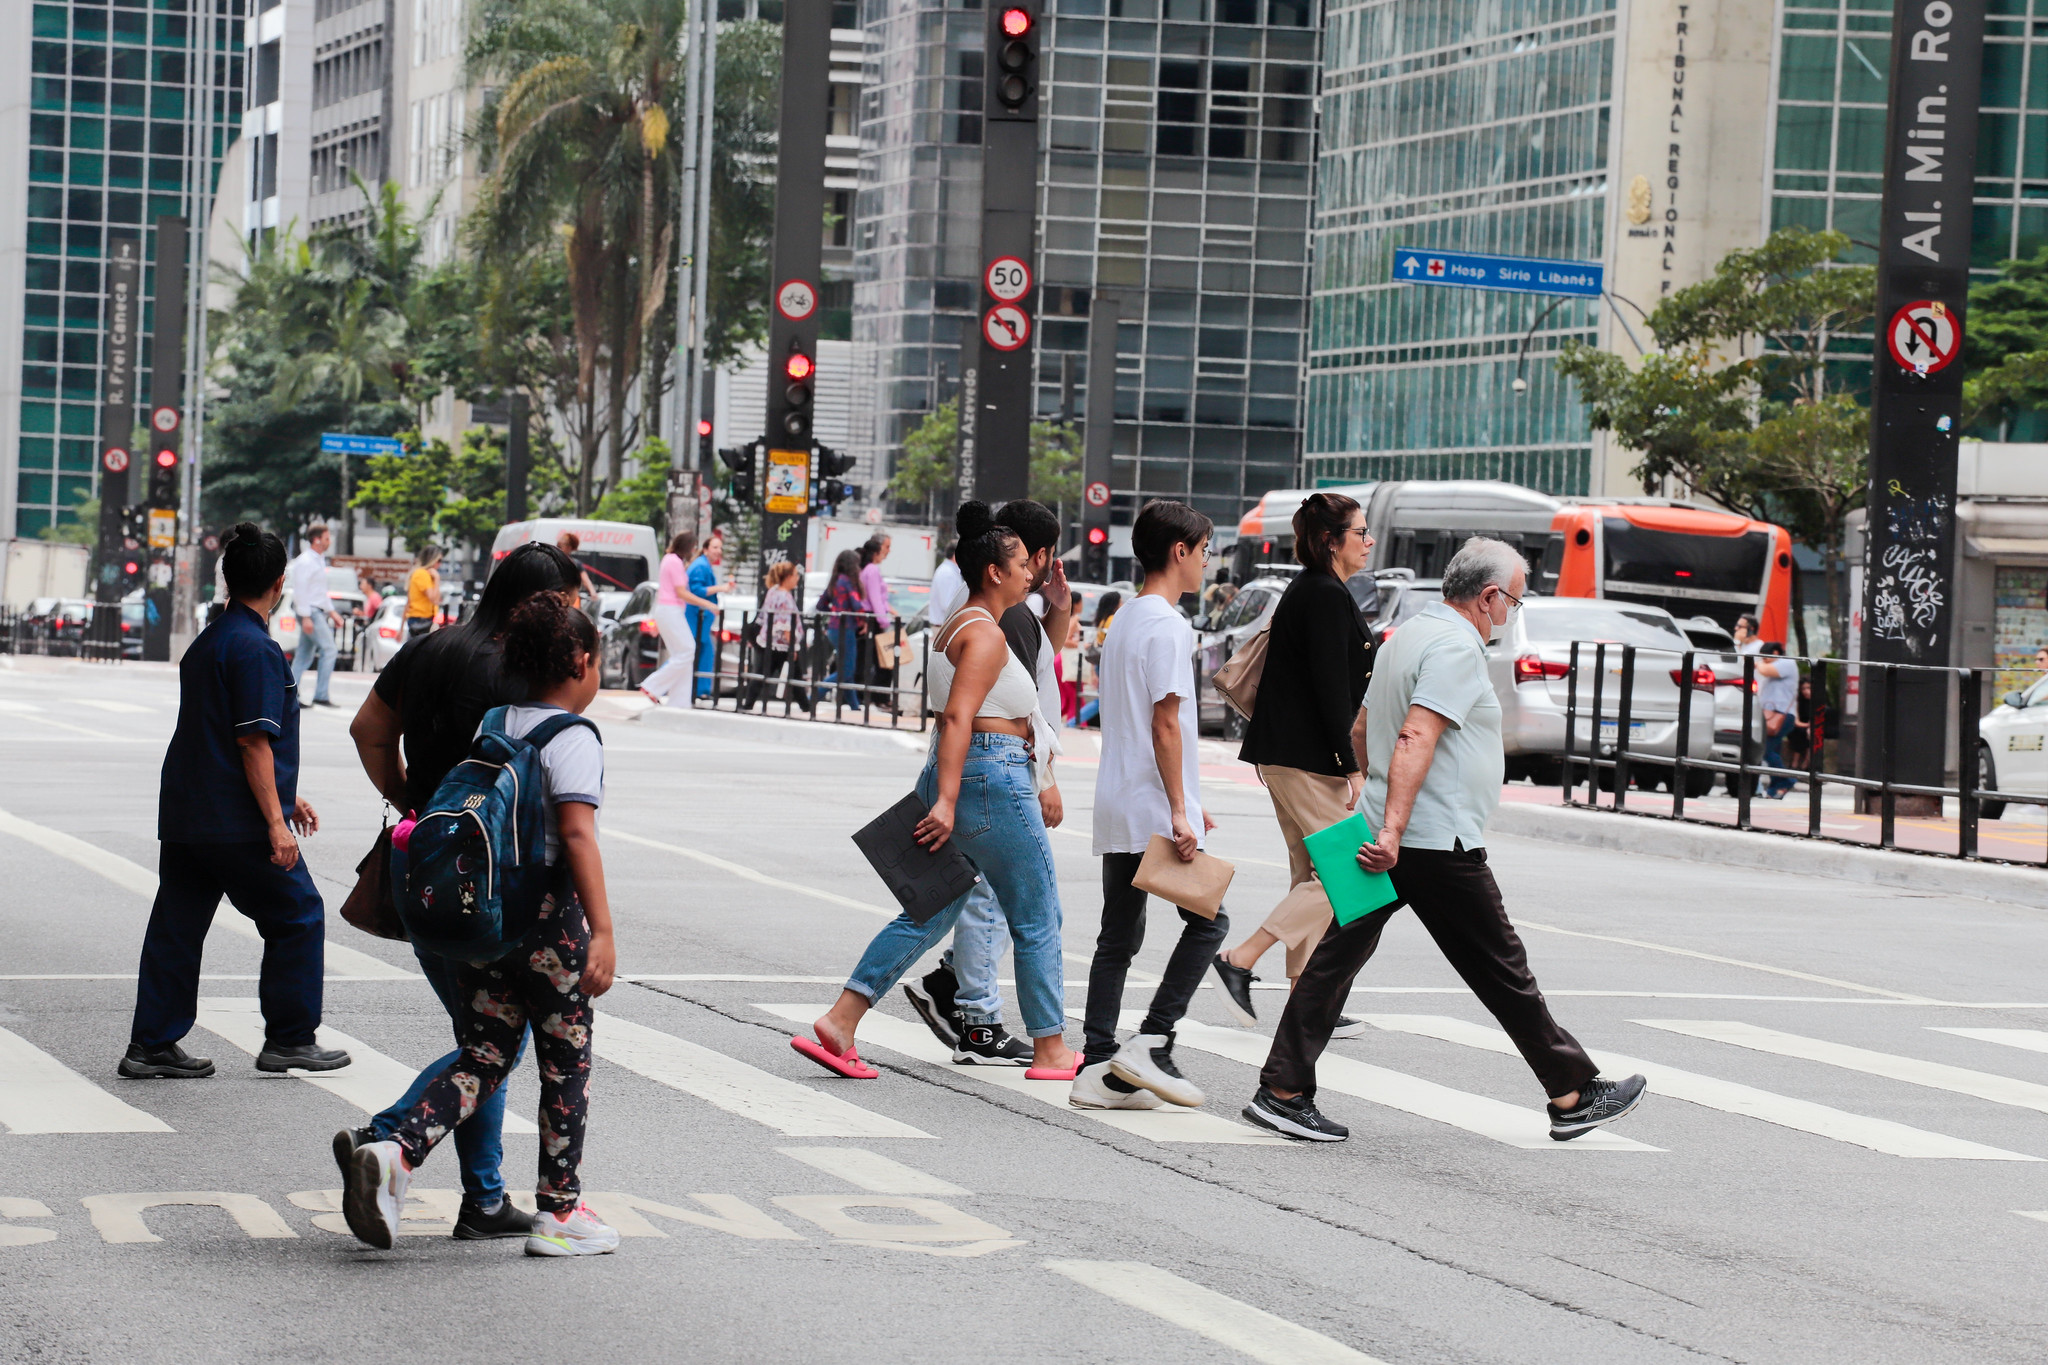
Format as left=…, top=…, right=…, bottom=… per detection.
left=1242, top=537, right=1648, bottom=1144
left=819, top=550, right=870, bottom=709
left=1073, top=500, right=1225, bottom=1111
left=688, top=531, right=730, bottom=700
left=796, top=501, right=1079, bottom=1081
left=742, top=559, right=812, bottom=714
left=860, top=535, right=899, bottom=709
left=340, top=540, right=581, bottom=1241
left=344, top=591, right=621, bottom=1257
left=1210, top=492, right=1375, bottom=1034
left=120, top=523, right=350, bottom=1081
left=1757, top=642, right=1800, bottom=799
left=556, top=530, right=598, bottom=612
left=288, top=523, right=342, bottom=709
left=404, top=545, right=442, bottom=639
left=640, top=533, right=723, bottom=705
left=1075, top=590, right=1120, bottom=728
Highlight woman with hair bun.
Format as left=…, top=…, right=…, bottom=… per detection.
left=793, top=500, right=1080, bottom=1081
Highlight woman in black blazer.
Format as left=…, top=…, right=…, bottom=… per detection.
left=1210, top=492, right=1375, bottom=1023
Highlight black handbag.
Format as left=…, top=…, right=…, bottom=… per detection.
left=339, top=825, right=410, bottom=942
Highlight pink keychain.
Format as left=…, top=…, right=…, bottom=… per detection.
left=391, top=817, right=417, bottom=852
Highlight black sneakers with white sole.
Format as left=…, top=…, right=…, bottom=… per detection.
left=1242, top=1086, right=1349, bottom=1142
left=952, top=1023, right=1032, bottom=1066
left=1547, top=1074, right=1648, bottom=1141
left=1330, top=1016, right=1369, bottom=1039
left=1210, top=955, right=1259, bottom=1027
left=903, top=975, right=962, bottom=1050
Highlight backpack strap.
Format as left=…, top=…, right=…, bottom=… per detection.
left=520, top=711, right=601, bottom=751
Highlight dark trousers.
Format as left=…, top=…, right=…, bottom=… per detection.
left=1260, top=844, right=1597, bottom=1100
left=742, top=644, right=811, bottom=712
left=130, top=840, right=326, bottom=1049
left=1082, top=851, right=1231, bottom=1068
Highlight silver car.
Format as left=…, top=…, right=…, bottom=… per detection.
left=1675, top=615, right=1766, bottom=791
left=1491, top=599, right=1718, bottom=793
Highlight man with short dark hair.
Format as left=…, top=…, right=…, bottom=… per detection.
left=289, top=523, right=342, bottom=708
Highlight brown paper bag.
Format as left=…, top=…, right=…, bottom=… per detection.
left=1130, top=834, right=1236, bottom=919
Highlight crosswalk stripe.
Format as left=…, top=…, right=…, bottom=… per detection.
left=0, top=1025, right=172, bottom=1134
left=1158, top=1017, right=1659, bottom=1153
left=593, top=1011, right=934, bottom=1140
left=1636, top=1020, right=2048, bottom=1116
left=193, top=998, right=539, bottom=1133
left=755, top=1004, right=1287, bottom=1146
left=1931, top=1027, right=2048, bottom=1056
left=1044, top=1259, right=1388, bottom=1365
left=778, top=1147, right=970, bottom=1195
left=1354, top=1014, right=2039, bottom=1162
left=608, top=829, right=897, bottom=918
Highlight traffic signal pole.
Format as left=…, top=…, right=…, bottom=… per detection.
left=144, top=216, right=187, bottom=663
left=974, top=1, right=1042, bottom=504
left=759, top=0, right=832, bottom=582
left=1079, top=293, right=1118, bottom=581
left=94, top=236, right=143, bottom=625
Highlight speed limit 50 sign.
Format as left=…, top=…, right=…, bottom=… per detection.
left=984, top=257, right=1031, bottom=302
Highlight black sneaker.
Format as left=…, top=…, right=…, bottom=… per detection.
left=1547, top=1074, right=1648, bottom=1141
left=904, top=975, right=962, bottom=1050
left=257, top=1041, right=351, bottom=1073
left=117, top=1040, right=214, bottom=1079
left=332, top=1124, right=374, bottom=1182
left=952, top=1023, right=1032, bottom=1066
left=1330, top=1016, right=1369, bottom=1039
left=454, top=1198, right=535, bottom=1240
left=1211, top=954, right=1259, bottom=1027
left=1242, top=1086, right=1349, bottom=1142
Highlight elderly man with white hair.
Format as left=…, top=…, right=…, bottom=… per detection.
left=1243, top=537, right=1649, bottom=1144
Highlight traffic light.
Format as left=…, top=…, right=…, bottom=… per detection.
left=987, top=2, right=1040, bottom=120
left=697, top=418, right=714, bottom=467
left=147, top=431, right=180, bottom=508
left=118, top=506, right=146, bottom=590
left=781, top=345, right=815, bottom=438
left=813, top=444, right=857, bottom=511
left=718, top=443, right=758, bottom=506
left=1081, top=522, right=1110, bottom=581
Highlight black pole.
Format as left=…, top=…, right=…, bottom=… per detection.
left=1674, top=648, right=1694, bottom=818
left=1563, top=639, right=1581, bottom=801
left=506, top=392, right=531, bottom=525
left=1589, top=642, right=1608, bottom=801
left=1958, top=665, right=1980, bottom=858
left=1613, top=644, right=1635, bottom=809
left=974, top=0, right=1042, bottom=502
left=1880, top=663, right=1899, bottom=847
left=1079, top=293, right=1118, bottom=582
left=1738, top=653, right=1756, bottom=828
left=143, top=216, right=187, bottom=662
left=94, top=236, right=143, bottom=617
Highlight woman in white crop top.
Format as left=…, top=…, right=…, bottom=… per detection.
left=792, top=502, right=1080, bottom=1081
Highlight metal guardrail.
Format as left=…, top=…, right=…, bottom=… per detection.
left=1561, top=641, right=2048, bottom=868
left=0, top=604, right=126, bottom=662
left=687, top=610, right=933, bottom=733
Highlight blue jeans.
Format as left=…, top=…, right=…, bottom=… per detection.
left=369, top=946, right=526, bottom=1205
left=1763, top=727, right=1794, bottom=796
left=846, top=734, right=1066, bottom=1037
left=692, top=614, right=717, bottom=699
left=825, top=621, right=862, bottom=707
left=940, top=880, right=1011, bottom=1026
left=291, top=613, right=336, bottom=703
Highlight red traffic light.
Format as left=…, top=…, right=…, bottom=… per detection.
left=697, top=419, right=713, bottom=437
left=1087, top=526, right=1108, bottom=545
left=155, top=448, right=177, bottom=468
left=1001, top=6, right=1031, bottom=36
left=785, top=352, right=815, bottom=382
left=123, top=561, right=139, bottom=575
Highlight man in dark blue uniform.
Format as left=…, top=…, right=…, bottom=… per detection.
left=120, top=523, right=351, bottom=1079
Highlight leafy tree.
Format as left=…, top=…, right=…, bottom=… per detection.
left=1029, top=419, right=1083, bottom=512
left=38, top=496, right=98, bottom=546
left=350, top=433, right=446, bottom=552
left=1963, top=246, right=2048, bottom=431
left=704, top=21, right=780, bottom=367
left=888, top=400, right=959, bottom=521
left=593, top=438, right=674, bottom=531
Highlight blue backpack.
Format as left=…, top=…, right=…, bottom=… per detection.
left=392, top=706, right=600, bottom=964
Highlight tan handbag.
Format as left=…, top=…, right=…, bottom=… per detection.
left=1211, top=621, right=1270, bottom=720
left=1130, top=835, right=1236, bottom=919
left=875, top=629, right=898, bottom=671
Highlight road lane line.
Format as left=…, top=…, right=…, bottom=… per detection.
left=755, top=1004, right=1287, bottom=1146
left=1508, top=919, right=1934, bottom=1003
left=194, top=997, right=538, bottom=1133
left=1043, top=1259, right=1388, bottom=1365
left=71, top=700, right=156, bottom=714
left=778, top=1147, right=970, bottom=1194
left=608, top=829, right=897, bottom=917
left=1638, top=1019, right=2048, bottom=1115
left=1933, top=1027, right=2048, bottom=1054
left=593, top=1011, right=934, bottom=1139
left=1160, top=1017, right=1657, bottom=1152
left=0, top=1025, right=173, bottom=1134
left=0, top=805, right=414, bottom=979
left=1356, top=1014, right=2038, bottom=1161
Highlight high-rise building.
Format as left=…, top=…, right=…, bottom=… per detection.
left=852, top=0, right=1319, bottom=537
left=1, top=0, right=247, bottom=538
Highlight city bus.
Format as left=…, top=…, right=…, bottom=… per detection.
left=1232, top=480, right=1793, bottom=640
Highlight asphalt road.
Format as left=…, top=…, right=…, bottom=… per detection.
left=5, top=655, right=2048, bottom=1364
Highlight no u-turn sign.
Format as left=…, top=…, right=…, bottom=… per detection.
left=1886, top=300, right=1960, bottom=376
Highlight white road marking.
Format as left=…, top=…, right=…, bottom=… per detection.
left=81, top=1191, right=298, bottom=1243
left=2013, top=1209, right=2048, bottom=1227
left=772, top=1194, right=1015, bottom=1247
left=0, top=805, right=414, bottom=979
left=0, top=974, right=411, bottom=981
left=1933, top=1027, right=2048, bottom=1054
left=1044, top=1259, right=1388, bottom=1365
left=609, top=829, right=897, bottom=917
left=593, top=1011, right=934, bottom=1139
left=0, top=1025, right=172, bottom=1134
left=1161, top=1017, right=1657, bottom=1152
left=0, top=698, right=45, bottom=711
left=194, top=997, right=538, bottom=1133
left=627, top=974, right=853, bottom=984
left=778, top=1146, right=970, bottom=1194
left=1356, top=1014, right=2038, bottom=1162
left=1508, top=919, right=1934, bottom=1003
left=756, top=1004, right=1287, bottom=1146
left=0, top=1197, right=57, bottom=1246
left=1638, top=1019, right=2048, bottom=1116
left=71, top=699, right=156, bottom=714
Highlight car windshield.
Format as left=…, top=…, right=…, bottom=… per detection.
left=1522, top=602, right=1689, bottom=649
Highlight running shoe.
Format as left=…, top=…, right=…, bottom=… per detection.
left=331, top=1125, right=373, bottom=1182
left=1108, top=1033, right=1205, bottom=1108
left=1210, top=955, right=1259, bottom=1027
left=343, top=1140, right=411, bottom=1249
left=525, top=1203, right=622, bottom=1257
left=454, top=1198, right=535, bottom=1240
left=1547, top=1074, right=1648, bottom=1141
left=952, top=1023, right=1032, bottom=1066
left=1330, top=1016, right=1369, bottom=1039
left=904, top=974, right=962, bottom=1050
left=1242, top=1086, right=1349, bottom=1142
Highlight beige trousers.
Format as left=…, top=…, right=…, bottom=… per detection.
left=1255, top=765, right=1356, bottom=977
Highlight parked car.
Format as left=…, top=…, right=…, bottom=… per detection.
left=361, top=596, right=409, bottom=672
left=1492, top=598, right=1717, bottom=793
left=1361, top=573, right=1443, bottom=642
left=1978, top=672, right=2048, bottom=819
left=44, top=598, right=97, bottom=655
left=601, top=581, right=662, bottom=690
left=1675, top=615, right=1764, bottom=786
left=119, top=598, right=145, bottom=660
left=1194, top=574, right=1290, bottom=736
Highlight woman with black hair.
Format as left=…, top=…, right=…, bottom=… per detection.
left=793, top=501, right=1080, bottom=1080
left=819, top=548, right=869, bottom=708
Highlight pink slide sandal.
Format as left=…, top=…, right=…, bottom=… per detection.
left=1024, top=1058, right=1081, bottom=1081
left=791, top=1035, right=879, bottom=1079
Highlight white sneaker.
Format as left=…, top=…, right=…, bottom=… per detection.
left=343, top=1140, right=410, bottom=1250
left=525, top=1202, right=621, bottom=1257
left=1069, top=1060, right=1164, bottom=1110
left=1108, top=1033, right=1205, bottom=1108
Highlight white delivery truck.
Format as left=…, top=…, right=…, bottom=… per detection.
left=1, top=539, right=90, bottom=608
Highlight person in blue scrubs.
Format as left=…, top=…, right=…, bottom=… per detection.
left=121, top=523, right=350, bottom=1080
left=685, top=531, right=729, bottom=699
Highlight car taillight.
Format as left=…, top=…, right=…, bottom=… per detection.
left=716, top=629, right=738, bottom=643
left=638, top=619, right=661, bottom=635
left=1669, top=665, right=1716, bottom=690
left=378, top=625, right=400, bottom=639
left=1514, top=655, right=1569, bottom=684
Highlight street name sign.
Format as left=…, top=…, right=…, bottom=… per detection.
left=320, top=433, right=407, bottom=457
left=1393, top=248, right=1604, bottom=298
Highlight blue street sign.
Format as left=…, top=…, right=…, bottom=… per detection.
left=1392, top=248, right=1604, bottom=298
left=320, top=433, right=407, bottom=457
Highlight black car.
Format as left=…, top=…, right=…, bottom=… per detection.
left=600, top=581, right=664, bottom=690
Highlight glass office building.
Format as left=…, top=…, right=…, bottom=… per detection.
left=3, top=0, right=245, bottom=537
left=852, top=0, right=1320, bottom=532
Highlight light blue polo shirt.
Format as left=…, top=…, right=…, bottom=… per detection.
left=1361, top=602, right=1504, bottom=851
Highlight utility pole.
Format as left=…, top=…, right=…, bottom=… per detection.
left=506, top=392, right=531, bottom=524
left=759, top=0, right=832, bottom=584
left=1079, top=293, right=1118, bottom=583
left=1856, top=0, right=1985, bottom=808
left=669, top=0, right=712, bottom=543
left=94, top=235, right=143, bottom=646
left=973, top=0, right=1042, bottom=504
left=144, top=216, right=187, bottom=662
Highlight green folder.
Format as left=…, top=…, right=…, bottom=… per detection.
left=1302, top=812, right=1401, bottom=927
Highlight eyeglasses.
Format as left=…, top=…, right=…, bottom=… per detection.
left=1493, top=587, right=1523, bottom=613
left=1342, top=526, right=1372, bottom=541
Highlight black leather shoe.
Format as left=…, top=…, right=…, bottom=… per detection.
left=118, top=1041, right=215, bottom=1079
left=332, top=1125, right=374, bottom=1181
left=454, top=1199, right=535, bottom=1240
left=257, top=1042, right=351, bottom=1073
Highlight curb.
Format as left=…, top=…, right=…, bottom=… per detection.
left=1490, top=801, right=2047, bottom=911
left=637, top=703, right=928, bottom=755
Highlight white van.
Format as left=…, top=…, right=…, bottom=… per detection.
left=491, top=519, right=661, bottom=594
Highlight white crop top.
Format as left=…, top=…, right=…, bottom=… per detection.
left=927, top=607, right=1055, bottom=788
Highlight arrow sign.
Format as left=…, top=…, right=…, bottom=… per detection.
left=1392, top=247, right=1603, bottom=298
left=320, top=433, right=407, bottom=457
left=983, top=304, right=1031, bottom=352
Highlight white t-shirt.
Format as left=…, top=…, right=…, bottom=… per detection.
left=1092, top=594, right=1202, bottom=855
left=500, top=704, right=605, bottom=864
left=928, top=558, right=966, bottom=624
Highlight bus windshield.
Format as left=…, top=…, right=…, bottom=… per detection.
left=574, top=552, right=650, bottom=592
left=1602, top=520, right=1769, bottom=596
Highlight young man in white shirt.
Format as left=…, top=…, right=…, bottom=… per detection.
left=288, top=524, right=343, bottom=708
left=1072, top=499, right=1224, bottom=1110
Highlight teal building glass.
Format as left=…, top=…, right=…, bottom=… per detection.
left=8, top=0, right=245, bottom=537
left=1305, top=0, right=1615, bottom=495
